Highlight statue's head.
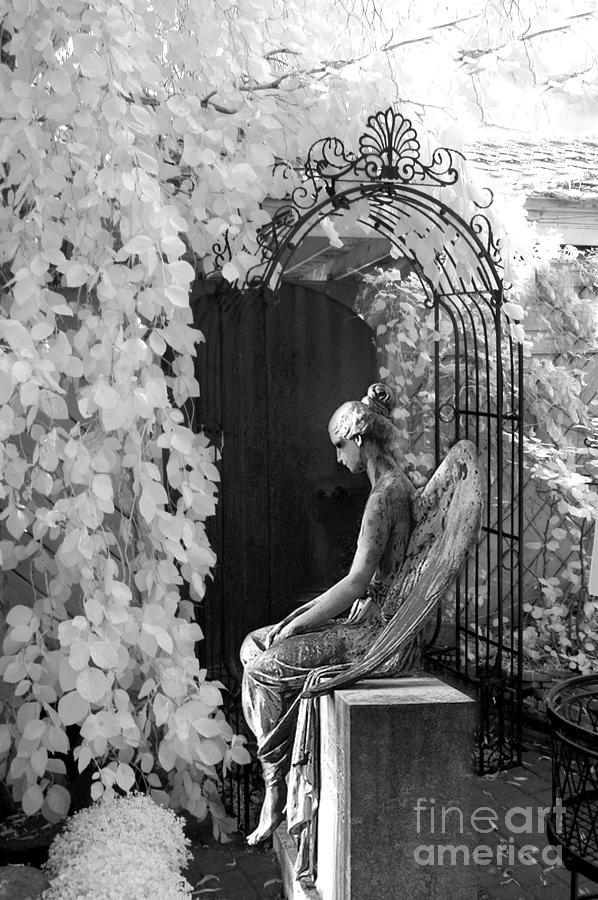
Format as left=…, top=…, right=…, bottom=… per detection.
left=328, top=382, right=396, bottom=473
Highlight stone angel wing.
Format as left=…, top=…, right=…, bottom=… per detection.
left=304, top=439, right=484, bottom=697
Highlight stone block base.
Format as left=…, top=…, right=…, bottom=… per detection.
left=276, top=676, right=478, bottom=900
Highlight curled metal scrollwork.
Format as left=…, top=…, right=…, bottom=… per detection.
left=502, top=545, right=520, bottom=572
left=212, top=229, right=233, bottom=269
left=297, top=136, right=357, bottom=207
left=472, top=186, right=494, bottom=211
left=256, top=205, right=301, bottom=258
left=470, top=213, right=503, bottom=266
left=276, top=108, right=462, bottom=228
left=438, top=401, right=456, bottom=423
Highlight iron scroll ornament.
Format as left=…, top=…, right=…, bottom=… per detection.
left=251, top=109, right=462, bottom=278
left=299, top=107, right=461, bottom=206
left=210, top=106, right=504, bottom=295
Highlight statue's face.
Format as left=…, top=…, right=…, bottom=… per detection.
left=328, top=408, right=363, bottom=473
left=332, top=437, right=362, bottom=473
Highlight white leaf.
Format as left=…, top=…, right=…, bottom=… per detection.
left=221, top=262, right=239, bottom=284
left=6, top=605, right=33, bottom=627
left=76, top=668, right=108, bottom=703
left=158, top=739, right=177, bottom=772
left=321, top=216, right=344, bottom=249
left=4, top=661, right=27, bottom=684
left=122, top=235, right=154, bottom=254
left=231, top=745, right=251, bottom=765
left=10, top=624, right=34, bottom=643
left=0, top=320, right=33, bottom=350
left=65, top=263, right=88, bottom=288
left=22, top=785, right=44, bottom=816
left=151, top=626, right=173, bottom=653
left=58, top=658, right=79, bottom=693
left=140, top=752, right=153, bottom=773
left=70, top=639, right=90, bottom=671
left=6, top=508, right=28, bottom=539
left=164, top=285, right=189, bottom=308
left=92, top=474, right=113, bottom=502
left=15, top=680, right=30, bottom=697
left=23, top=719, right=46, bottom=741
left=153, top=693, right=172, bottom=727
left=139, top=488, right=156, bottom=523
left=149, top=332, right=167, bottom=356
left=31, top=747, right=47, bottom=777
left=194, top=717, right=227, bottom=739
left=31, top=321, right=54, bottom=341
left=58, top=690, right=89, bottom=726
left=115, top=762, right=135, bottom=792
left=198, top=683, right=223, bottom=708
left=503, top=301, right=524, bottom=321
left=77, top=745, right=92, bottom=773
left=198, top=739, right=223, bottom=766
left=111, top=582, right=132, bottom=603
left=138, top=678, right=155, bottom=700
left=48, top=726, right=69, bottom=754
left=46, top=784, right=70, bottom=817
left=167, top=260, right=195, bottom=283
left=133, top=389, right=153, bottom=418
left=84, top=596, right=104, bottom=626
left=40, top=393, right=69, bottom=421
left=89, top=641, right=119, bottom=670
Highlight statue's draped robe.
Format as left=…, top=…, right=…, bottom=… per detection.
left=241, top=466, right=414, bottom=782
left=241, top=440, right=483, bottom=880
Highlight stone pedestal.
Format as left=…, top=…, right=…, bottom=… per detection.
left=276, top=676, right=478, bottom=900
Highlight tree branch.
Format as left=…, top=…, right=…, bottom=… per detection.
left=429, top=13, right=481, bottom=32
left=520, top=23, right=573, bottom=42
left=198, top=8, right=595, bottom=116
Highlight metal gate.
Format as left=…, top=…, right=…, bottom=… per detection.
left=194, top=107, right=524, bottom=824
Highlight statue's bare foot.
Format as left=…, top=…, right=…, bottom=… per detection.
left=246, top=782, right=286, bottom=845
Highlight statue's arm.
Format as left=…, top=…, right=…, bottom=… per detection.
left=268, top=490, right=392, bottom=644
left=264, top=597, right=319, bottom=648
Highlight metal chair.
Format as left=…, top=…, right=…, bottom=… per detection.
left=547, top=674, right=598, bottom=900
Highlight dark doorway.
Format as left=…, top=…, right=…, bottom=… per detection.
left=191, top=282, right=377, bottom=680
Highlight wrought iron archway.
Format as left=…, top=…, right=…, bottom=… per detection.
left=204, top=107, right=523, bottom=797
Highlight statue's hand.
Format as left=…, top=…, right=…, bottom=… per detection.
left=265, top=618, right=303, bottom=647
left=264, top=599, right=317, bottom=648
left=275, top=618, right=309, bottom=643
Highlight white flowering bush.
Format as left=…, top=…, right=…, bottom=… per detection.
left=43, top=794, right=192, bottom=900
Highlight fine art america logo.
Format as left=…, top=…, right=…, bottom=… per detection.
left=413, top=797, right=563, bottom=867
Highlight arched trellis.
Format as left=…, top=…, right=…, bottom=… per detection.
left=207, top=107, right=523, bottom=778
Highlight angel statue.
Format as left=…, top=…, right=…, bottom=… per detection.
left=240, top=382, right=483, bottom=873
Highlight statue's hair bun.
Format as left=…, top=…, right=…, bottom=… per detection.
left=362, top=382, right=394, bottom=418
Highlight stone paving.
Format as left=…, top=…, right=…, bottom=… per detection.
left=186, top=737, right=596, bottom=900
left=185, top=822, right=284, bottom=900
